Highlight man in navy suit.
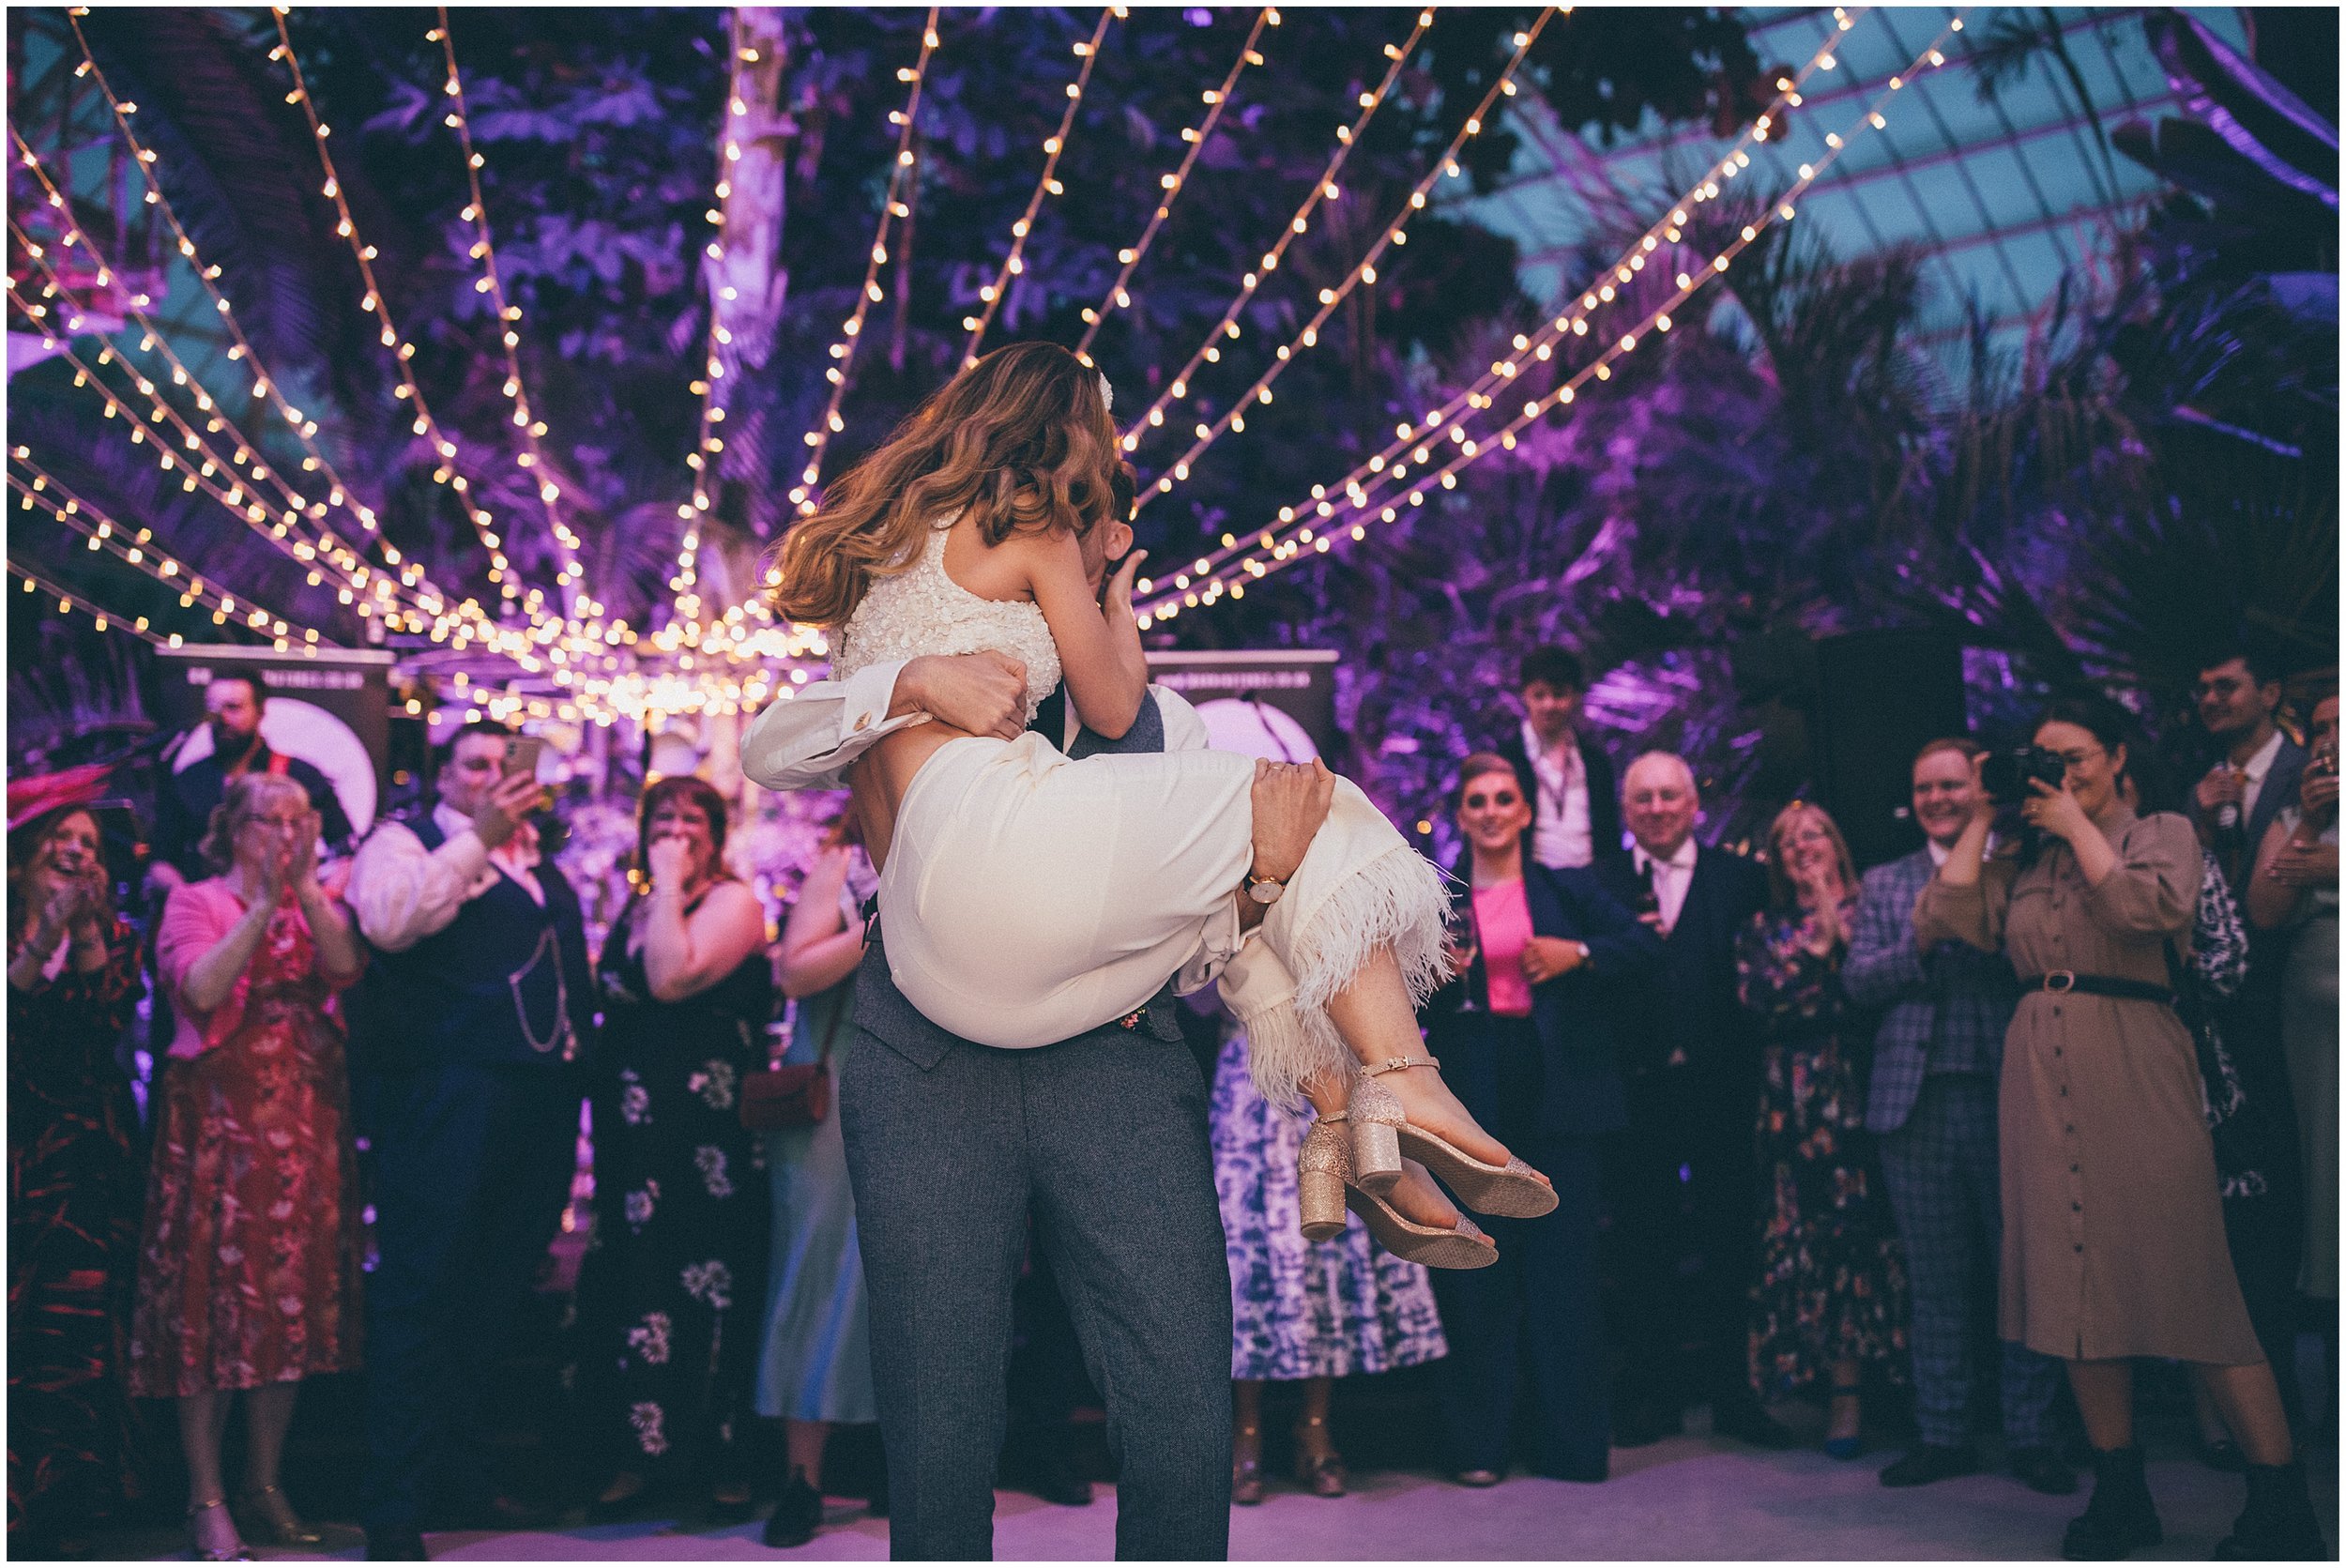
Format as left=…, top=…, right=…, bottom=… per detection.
left=1844, top=738, right=2069, bottom=1495
left=1595, top=752, right=1791, bottom=1448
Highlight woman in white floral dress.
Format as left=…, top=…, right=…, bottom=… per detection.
left=576, top=776, right=775, bottom=1520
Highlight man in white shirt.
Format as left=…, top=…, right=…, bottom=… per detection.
left=1594, top=751, right=1788, bottom=1450
left=343, top=724, right=590, bottom=1559
left=1492, top=647, right=1619, bottom=871
left=2190, top=645, right=2308, bottom=889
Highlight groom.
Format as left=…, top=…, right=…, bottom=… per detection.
left=743, top=649, right=1326, bottom=1560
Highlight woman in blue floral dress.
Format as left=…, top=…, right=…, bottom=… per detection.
left=577, top=777, right=774, bottom=1519
left=1211, top=1013, right=1448, bottom=1501
left=1735, top=802, right=1908, bottom=1458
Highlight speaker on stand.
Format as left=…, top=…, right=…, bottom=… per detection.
left=1810, top=630, right=1968, bottom=871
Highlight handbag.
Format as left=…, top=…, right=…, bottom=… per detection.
left=2164, top=938, right=2288, bottom=1199
left=739, top=997, right=845, bottom=1133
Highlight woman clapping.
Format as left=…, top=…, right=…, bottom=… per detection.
left=131, top=771, right=367, bottom=1560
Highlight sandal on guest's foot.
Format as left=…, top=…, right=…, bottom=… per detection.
left=1352, top=1061, right=1556, bottom=1217
left=236, top=1482, right=324, bottom=1547
left=1231, top=1424, right=1265, bottom=1506
left=186, top=1498, right=253, bottom=1562
left=1292, top=1417, right=1348, bottom=1498
left=1299, top=1118, right=1497, bottom=1269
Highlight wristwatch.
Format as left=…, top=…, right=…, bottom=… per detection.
left=1246, top=874, right=1287, bottom=906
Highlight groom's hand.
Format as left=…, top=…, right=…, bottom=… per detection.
left=895, top=653, right=1028, bottom=740
left=1249, top=759, right=1335, bottom=887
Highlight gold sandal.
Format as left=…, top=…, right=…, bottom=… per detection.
left=185, top=1497, right=254, bottom=1562
left=1299, top=1117, right=1498, bottom=1270
left=1354, top=1059, right=1557, bottom=1218
left=237, top=1482, right=324, bottom=1547
left=1231, top=1423, right=1265, bottom=1506
left=1292, top=1415, right=1349, bottom=1498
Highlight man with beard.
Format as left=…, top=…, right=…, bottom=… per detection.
left=150, top=667, right=351, bottom=888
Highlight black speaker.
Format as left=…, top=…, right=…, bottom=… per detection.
left=1811, top=630, right=1967, bottom=871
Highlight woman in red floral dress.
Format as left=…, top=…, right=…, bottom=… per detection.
left=130, top=771, right=366, bottom=1561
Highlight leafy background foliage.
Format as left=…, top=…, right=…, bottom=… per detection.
left=8, top=8, right=2336, bottom=861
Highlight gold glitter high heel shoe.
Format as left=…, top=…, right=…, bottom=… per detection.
left=236, top=1482, right=324, bottom=1547
left=1297, top=1115, right=1497, bottom=1270
left=1358, top=1057, right=1558, bottom=1218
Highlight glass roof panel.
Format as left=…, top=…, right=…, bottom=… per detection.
left=1449, top=7, right=2253, bottom=394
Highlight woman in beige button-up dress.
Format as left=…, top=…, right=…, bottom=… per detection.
left=1918, top=695, right=2315, bottom=1560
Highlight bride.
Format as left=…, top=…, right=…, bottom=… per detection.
left=754, top=341, right=1546, bottom=1261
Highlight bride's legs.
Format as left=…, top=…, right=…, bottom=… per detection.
left=1321, top=951, right=1547, bottom=1187
left=1300, top=1067, right=1470, bottom=1230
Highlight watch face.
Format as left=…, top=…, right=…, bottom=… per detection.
left=1249, top=879, right=1282, bottom=903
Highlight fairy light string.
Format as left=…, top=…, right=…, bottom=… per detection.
left=6, top=196, right=475, bottom=639
left=47, top=21, right=515, bottom=647
left=8, top=460, right=329, bottom=651
left=1135, top=8, right=1555, bottom=509
left=8, top=555, right=180, bottom=647
left=778, top=8, right=940, bottom=522
left=1071, top=7, right=1274, bottom=364
left=1138, top=10, right=1963, bottom=623
left=1118, top=8, right=1436, bottom=454
left=431, top=7, right=592, bottom=608
left=960, top=6, right=1120, bottom=367
left=4, top=280, right=415, bottom=628
left=1140, top=9, right=1868, bottom=592
left=266, top=7, right=568, bottom=635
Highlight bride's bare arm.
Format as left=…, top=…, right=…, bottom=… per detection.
left=1017, top=528, right=1148, bottom=740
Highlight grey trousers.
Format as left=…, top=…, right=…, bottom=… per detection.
left=840, top=1010, right=1232, bottom=1560
left=1878, top=1073, right=2064, bottom=1450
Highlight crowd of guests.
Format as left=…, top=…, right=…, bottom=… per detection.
left=5, top=647, right=2336, bottom=1561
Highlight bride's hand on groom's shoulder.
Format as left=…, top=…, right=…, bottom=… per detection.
left=903, top=652, right=1028, bottom=740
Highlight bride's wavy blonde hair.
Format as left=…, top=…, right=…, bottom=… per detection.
left=767, top=342, right=1120, bottom=628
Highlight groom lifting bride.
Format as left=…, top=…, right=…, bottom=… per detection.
left=743, top=343, right=1553, bottom=1560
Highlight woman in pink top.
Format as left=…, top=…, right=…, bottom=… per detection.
left=1420, top=752, right=1661, bottom=1486
left=129, top=771, right=366, bottom=1561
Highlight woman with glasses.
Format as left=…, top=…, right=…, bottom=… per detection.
left=131, top=770, right=367, bottom=1560
left=1736, top=801, right=1909, bottom=1461
left=1418, top=753, right=1659, bottom=1484
left=1921, top=693, right=2323, bottom=1560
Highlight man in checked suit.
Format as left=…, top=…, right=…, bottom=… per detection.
left=1843, top=738, right=2070, bottom=1495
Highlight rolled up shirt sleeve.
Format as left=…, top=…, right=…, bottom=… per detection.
left=740, top=661, right=924, bottom=792
left=348, top=819, right=492, bottom=953
left=1151, top=685, right=1210, bottom=754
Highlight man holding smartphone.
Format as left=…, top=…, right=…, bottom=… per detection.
left=343, top=721, right=594, bottom=1560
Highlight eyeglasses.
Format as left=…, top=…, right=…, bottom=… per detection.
left=243, top=814, right=312, bottom=831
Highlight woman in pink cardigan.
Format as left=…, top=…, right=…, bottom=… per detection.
left=129, top=770, right=366, bottom=1560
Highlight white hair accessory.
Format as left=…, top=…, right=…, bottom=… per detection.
left=1096, top=372, right=1114, bottom=416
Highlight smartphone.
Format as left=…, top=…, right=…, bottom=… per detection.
left=503, top=735, right=545, bottom=781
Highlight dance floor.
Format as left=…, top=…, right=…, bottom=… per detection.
left=93, top=1429, right=2339, bottom=1561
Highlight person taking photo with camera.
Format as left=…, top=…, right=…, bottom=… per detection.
left=1918, top=695, right=2323, bottom=1561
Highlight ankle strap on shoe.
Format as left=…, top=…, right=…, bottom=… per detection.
left=1364, top=1054, right=1439, bottom=1076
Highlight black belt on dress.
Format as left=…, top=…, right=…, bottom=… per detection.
left=2018, top=969, right=2175, bottom=1006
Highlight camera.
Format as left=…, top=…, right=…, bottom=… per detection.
left=1980, top=744, right=2068, bottom=805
